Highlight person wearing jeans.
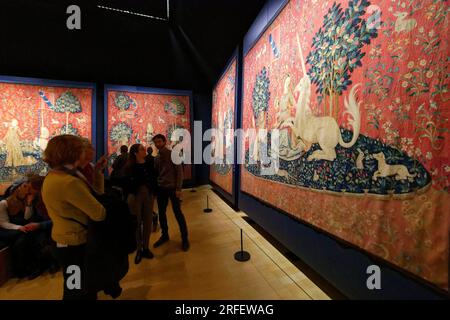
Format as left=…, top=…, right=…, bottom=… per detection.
left=152, top=134, right=189, bottom=251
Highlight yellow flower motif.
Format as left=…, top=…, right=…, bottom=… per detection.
left=407, top=61, right=414, bottom=68
left=426, top=70, right=434, bottom=78
left=404, top=73, right=413, bottom=79
left=420, top=59, right=427, bottom=66
left=429, top=30, right=435, bottom=37
left=419, top=27, right=424, bottom=33
left=402, top=81, right=409, bottom=88
left=414, top=39, right=420, bottom=45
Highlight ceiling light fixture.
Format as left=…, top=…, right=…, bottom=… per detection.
left=97, top=5, right=168, bottom=21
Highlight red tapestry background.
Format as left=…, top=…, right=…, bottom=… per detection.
left=210, top=59, right=237, bottom=194
left=242, top=0, right=449, bottom=290
left=106, top=90, right=192, bottom=180
left=0, top=82, right=93, bottom=190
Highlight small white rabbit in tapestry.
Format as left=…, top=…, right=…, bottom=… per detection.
left=393, top=12, right=417, bottom=33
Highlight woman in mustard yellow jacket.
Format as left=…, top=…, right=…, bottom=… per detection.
left=42, top=135, right=106, bottom=300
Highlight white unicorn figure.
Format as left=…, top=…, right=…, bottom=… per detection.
left=292, top=33, right=362, bottom=162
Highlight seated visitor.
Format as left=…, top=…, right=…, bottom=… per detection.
left=0, top=175, right=57, bottom=279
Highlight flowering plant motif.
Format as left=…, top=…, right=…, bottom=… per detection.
left=364, top=63, right=394, bottom=101
left=431, top=56, right=450, bottom=101
left=365, top=103, right=383, bottom=131
left=401, top=58, right=434, bottom=97
left=414, top=100, right=449, bottom=150
left=415, top=27, right=441, bottom=55
left=425, top=0, right=450, bottom=26
left=388, top=97, right=411, bottom=123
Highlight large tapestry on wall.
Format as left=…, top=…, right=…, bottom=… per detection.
left=242, top=0, right=449, bottom=290
left=0, top=81, right=94, bottom=191
left=210, top=59, right=237, bottom=194
left=106, top=90, right=192, bottom=180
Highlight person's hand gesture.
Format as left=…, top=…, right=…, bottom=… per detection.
left=95, top=155, right=108, bottom=172
left=24, top=223, right=40, bottom=232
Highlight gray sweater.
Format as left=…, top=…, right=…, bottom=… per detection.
left=154, top=147, right=183, bottom=190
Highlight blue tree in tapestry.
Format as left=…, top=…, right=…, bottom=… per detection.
left=306, top=0, right=378, bottom=120
left=52, top=91, right=82, bottom=134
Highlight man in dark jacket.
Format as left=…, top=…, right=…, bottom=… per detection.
left=152, top=134, right=189, bottom=251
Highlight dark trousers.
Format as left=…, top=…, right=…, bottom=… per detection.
left=0, top=228, right=54, bottom=278
left=156, top=188, right=188, bottom=241
left=54, top=244, right=96, bottom=300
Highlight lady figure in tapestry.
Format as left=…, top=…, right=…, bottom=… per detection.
left=0, top=82, right=93, bottom=188
left=3, top=119, right=35, bottom=167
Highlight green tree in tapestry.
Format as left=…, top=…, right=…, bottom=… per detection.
left=164, top=98, right=186, bottom=115
left=110, top=122, right=133, bottom=147
left=115, top=92, right=136, bottom=110
left=306, top=0, right=378, bottom=120
left=53, top=91, right=82, bottom=134
left=252, top=67, right=270, bottom=125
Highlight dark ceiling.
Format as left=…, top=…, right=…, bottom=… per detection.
left=0, top=0, right=266, bottom=92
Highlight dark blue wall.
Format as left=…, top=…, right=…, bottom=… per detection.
left=193, top=93, right=212, bottom=186
left=238, top=0, right=447, bottom=300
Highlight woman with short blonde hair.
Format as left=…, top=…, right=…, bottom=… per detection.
left=42, top=135, right=106, bottom=300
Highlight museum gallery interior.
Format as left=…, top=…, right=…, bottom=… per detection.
left=0, top=0, right=449, bottom=300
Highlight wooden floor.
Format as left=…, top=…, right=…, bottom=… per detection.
left=0, top=185, right=330, bottom=300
